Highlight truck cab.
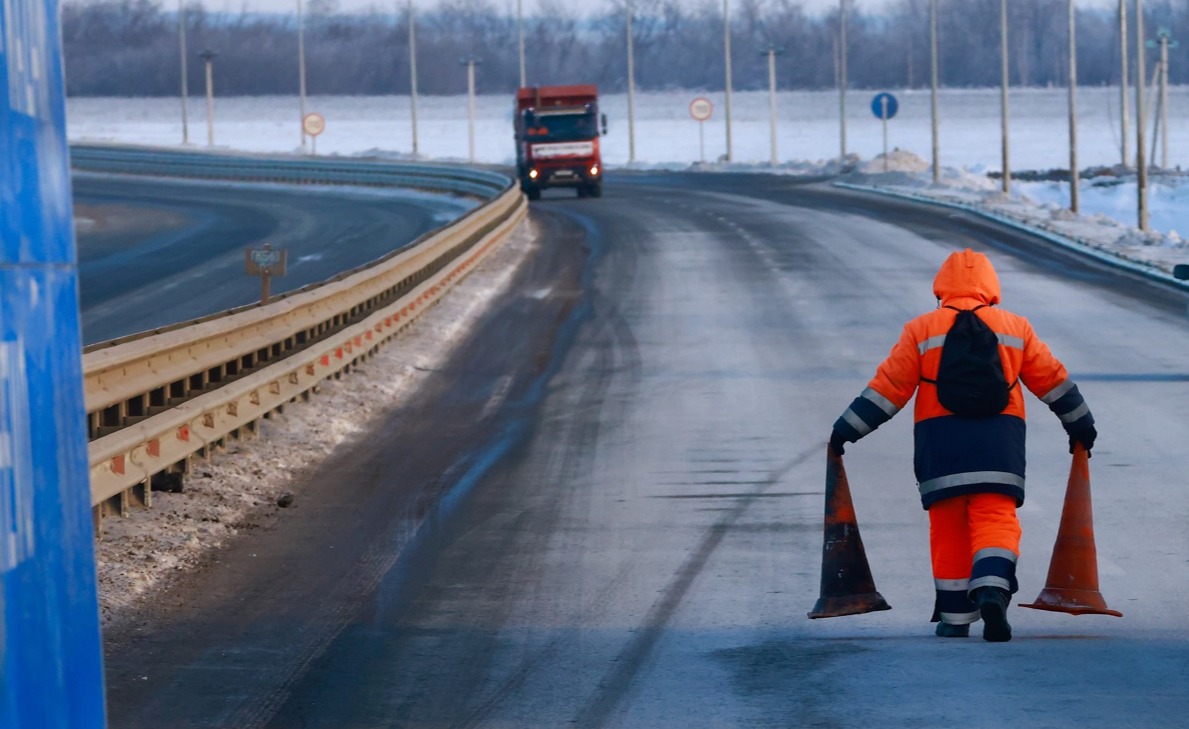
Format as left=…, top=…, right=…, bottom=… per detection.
left=515, top=85, right=606, bottom=200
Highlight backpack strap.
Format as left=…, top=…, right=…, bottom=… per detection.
left=922, top=305, right=1016, bottom=389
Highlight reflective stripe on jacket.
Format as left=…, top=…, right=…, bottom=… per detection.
left=832, top=249, right=1094, bottom=508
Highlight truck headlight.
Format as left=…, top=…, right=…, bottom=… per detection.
left=528, top=169, right=539, bottom=180
left=590, top=165, right=599, bottom=176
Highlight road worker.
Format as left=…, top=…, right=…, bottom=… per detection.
left=829, top=249, right=1096, bottom=642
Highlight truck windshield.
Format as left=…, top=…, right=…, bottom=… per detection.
left=523, top=112, right=598, bottom=142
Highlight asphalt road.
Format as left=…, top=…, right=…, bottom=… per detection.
left=103, top=173, right=1189, bottom=728
left=73, top=173, right=474, bottom=344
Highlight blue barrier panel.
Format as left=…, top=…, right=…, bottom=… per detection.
left=1, top=0, right=108, bottom=726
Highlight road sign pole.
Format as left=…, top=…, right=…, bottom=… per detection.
left=1, top=0, right=108, bottom=723
left=689, top=97, right=714, bottom=164
left=882, top=97, right=889, bottom=172
left=262, top=272, right=271, bottom=305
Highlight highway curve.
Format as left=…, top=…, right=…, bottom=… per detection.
left=73, top=173, right=474, bottom=344
left=103, top=173, right=1189, bottom=728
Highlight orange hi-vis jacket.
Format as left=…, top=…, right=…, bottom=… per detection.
left=833, top=249, right=1095, bottom=509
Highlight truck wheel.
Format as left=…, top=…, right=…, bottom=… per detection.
left=576, top=186, right=588, bottom=198
left=588, top=183, right=602, bottom=198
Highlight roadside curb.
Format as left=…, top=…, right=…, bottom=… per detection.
left=832, top=181, right=1189, bottom=295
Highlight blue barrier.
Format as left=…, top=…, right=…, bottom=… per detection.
left=1, top=0, right=107, bottom=726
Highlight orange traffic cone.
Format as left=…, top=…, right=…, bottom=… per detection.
left=808, top=446, right=892, bottom=619
left=1020, top=444, right=1122, bottom=617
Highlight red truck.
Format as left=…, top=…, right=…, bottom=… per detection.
left=514, top=85, right=606, bottom=200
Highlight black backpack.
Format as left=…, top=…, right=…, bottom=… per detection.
left=922, top=305, right=1017, bottom=418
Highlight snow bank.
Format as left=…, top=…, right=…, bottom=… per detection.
left=837, top=159, right=1189, bottom=277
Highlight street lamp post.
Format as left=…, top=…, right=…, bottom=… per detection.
left=1119, top=0, right=1129, bottom=168
left=1067, top=0, right=1079, bottom=213
left=837, top=0, right=846, bottom=161
left=724, top=0, right=733, bottom=163
left=1135, top=0, right=1148, bottom=231
left=839, top=0, right=848, bottom=162
left=297, top=0, right=308, bottom=151
left=179, top=0, right=189, bottom=144
left=1155, top=29, right=1176, bottom=168
left=462, top=57, right=480, bottom=163
left=764, top=47, right=783, bottom=166
left=929, top=0, right=939, bottom=183
left=199, top=49, right=217, bottom=146
left=627, top=0, right=636, bottom=164
left=517, top=0, right=526, bottom=87
left=408, top=0, right=419, bottom=157
left=1000, top=0, right=1010, bottom=194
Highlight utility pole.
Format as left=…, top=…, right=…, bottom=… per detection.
left=179, top=0, right=189, bottom=144
left=1135, top=0, right=1148, bottom=231
left=1000, top=0, right=1010, bottom=194
left=462, top=57, right=479, bottom=163
left=517, top=0, right=526, bottom=87
left=297, top=0, right=308, bottom=151
left=408, top=0, right=419, bottom=157
left=1119, top=0, right=1129, bottom=168
left=1068, top=0, right=1079, bottom=213
left=839, top=0, right=848, bottom=162
left=200, top=49, right=217, bottom=146
left=724, top=0, right=733, bottom=163
left=930, top=0, right=939, bottom=183
left=627, top=0, right=636, bottom=164
left=764, top=47, right=783, bottom=166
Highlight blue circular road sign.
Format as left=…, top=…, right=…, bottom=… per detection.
left=871, top=93, right=899, bottom=120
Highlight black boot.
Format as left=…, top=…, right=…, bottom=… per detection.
left=976, top=588, right=1012, bottom=642
left=934, top=622, right=970, bottom=638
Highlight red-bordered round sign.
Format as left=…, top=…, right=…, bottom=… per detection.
left=689, top=97, right=713, bottom=122
left=302, top=112, right=326, bottom=137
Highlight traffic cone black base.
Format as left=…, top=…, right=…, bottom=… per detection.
left=809, top=593, right=892, bottom=619
left=808, top=447, right=892, bottom=619
left=1020, top=588, right=1122, bottom=617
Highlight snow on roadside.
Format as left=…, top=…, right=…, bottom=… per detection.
left=94, top=218, right=539, bottom=629
left=836, top=150, right=1189, bottom=277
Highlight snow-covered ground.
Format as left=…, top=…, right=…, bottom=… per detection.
left=67, top=87, right=1189, bottom=173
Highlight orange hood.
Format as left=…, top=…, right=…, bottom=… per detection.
left=932, top=249, right=1001, bottom=306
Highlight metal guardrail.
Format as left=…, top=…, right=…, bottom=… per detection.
left=71, top=144, right=510, bottom=198
left=75, top=146, right=525, bottom=526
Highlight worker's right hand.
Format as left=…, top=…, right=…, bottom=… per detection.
left=1068, top=424, right=1097, bottom=457
left=829, top=429, right=848, bottom=457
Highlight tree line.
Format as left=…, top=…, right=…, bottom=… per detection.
left=62, top=0, right=1188, bottom=97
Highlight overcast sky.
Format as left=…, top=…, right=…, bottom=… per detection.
left=213, top=0, right=1121, bottom=19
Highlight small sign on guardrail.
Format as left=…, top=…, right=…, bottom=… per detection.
left=245, top=243, right=287, bottom=304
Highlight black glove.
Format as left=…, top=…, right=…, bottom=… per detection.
left=1067, top=424, right=1097, bottom=456
left=829, top=429, right=848, bottom=457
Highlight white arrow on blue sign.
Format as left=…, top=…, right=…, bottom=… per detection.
left=871, top=92, right=899, bottom=120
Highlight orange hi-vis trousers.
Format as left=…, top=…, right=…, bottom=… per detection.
left=929, top=493, right=1022, bottom=625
